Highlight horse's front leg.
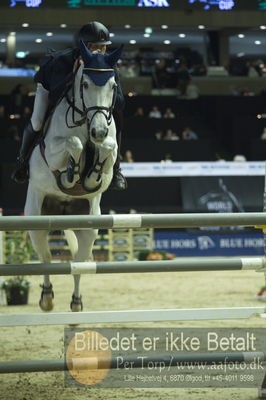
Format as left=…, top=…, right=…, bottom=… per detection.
left=25, top=186, right=54, bottom=311
left=84, top=137, right=117, bottom=191
left=46, top=135, right=84, bottom=189
left=69, top=196, right=101, bottom=312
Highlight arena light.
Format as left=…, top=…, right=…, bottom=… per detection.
left=255, top=40, right=261, bottom=45
left=46, top=32, right=53, bottom=37
left=179, top=33, right=186, bottom=38
left=260, top=25, right=266, bottom=30
left=0, top=39, right=6, bottom=43
left=198, top=25, right=205, bottom=29
left=161, top=25, right=168, bottom=29
left=35, top=38, right=42, bottom=43
left=60, top=24, right=67, bottom=28
left=110, top=33, right=115, bottom=37
left=129, top=40, right=136, bottom=44
left=22, top=23, right=29, bottom=28
left=237, top=52, right=245, bottom=57
left=124, top=24, right=131, bottom=29
left=145, top=27, right=153, bottom=34
left=144, top=33, right=150, bottom=38
left=238, top=34, right=245, bottom=38
left=16, top=51, right=29, bottom=58
left=164, top=40, right=171, bottom=44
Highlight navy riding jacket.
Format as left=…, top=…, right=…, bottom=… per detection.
left=34, top=47, right=125, bottom=112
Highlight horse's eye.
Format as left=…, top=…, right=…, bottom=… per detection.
left=83, top=82, right=89, bottom=89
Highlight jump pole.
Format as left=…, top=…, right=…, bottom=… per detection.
left=0, top=307, right=264, bottom=327
left=0, top=257, right=265, bottom=276
left=0, top=352, right=264, bottom=374
left=1, top=212, right=266, bottom=231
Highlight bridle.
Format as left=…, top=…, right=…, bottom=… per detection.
left=65, top=65, right=117, bottom=129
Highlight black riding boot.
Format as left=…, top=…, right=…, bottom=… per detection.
left=12, top=121, right=42, bottom=184
left=109, top=128, right=127, bottom=191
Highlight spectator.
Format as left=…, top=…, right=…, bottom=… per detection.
left=161, top=153, right=173, bottom=162
left=163, top=129, right=179, bottom=141
left=149, top=106, right=162, bottom=119
left=155, top=130, right=164, bottom=140
left=163, top=107, right=175, bottom=119
left=182, top=127, right=198, bottom=140
left=123, top=150, right=134, bottom=163
left=134, top=107, right=145, bottom=117
left=233, top=154, right=246, bottom=162
left=261, top=127, right=266, bottom=140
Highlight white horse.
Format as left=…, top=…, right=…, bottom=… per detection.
left=24, top=42, right=122, bottom=312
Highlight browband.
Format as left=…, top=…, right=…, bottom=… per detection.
left=83, top=67, right=114, bottom=72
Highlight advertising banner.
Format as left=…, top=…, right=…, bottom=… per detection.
left=181, top=176, right=264, bottom=212
left=154, top=232, right=264, bottom=256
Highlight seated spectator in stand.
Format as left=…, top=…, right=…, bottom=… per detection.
left=247, top=60, right=263, bottom=78
left=163, top=129, right=179, bottom=141
left=182, top=127, right=198, bottom=140
left=134, top=107, right=145, bottom=117
left=123, top=150, right=134, bottom=163
left=161, top=153, right=173, bottom=162
left=163, top=107, right=175, bottom=119
left=155, top=130, right=164, bottom=140
left=261, top=127, right=266, bottom=140
left=240, top=87, right=255, bottom=96
left=233, top=154, right=246, bottom=162
left=149, top=106, right=162, bottom=119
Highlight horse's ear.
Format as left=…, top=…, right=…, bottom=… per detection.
left=105, top=45, right=124, bottom=67
left=79, top=40, right=93, bottom=65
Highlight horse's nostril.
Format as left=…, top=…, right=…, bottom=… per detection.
left=104, top=128, right=108, bottom=137
left=91, top=128, right=96, bottom=138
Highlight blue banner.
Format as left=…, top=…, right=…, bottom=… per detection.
left=154, top=232, right=264, bottom=256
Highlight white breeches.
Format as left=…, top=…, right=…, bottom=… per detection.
left=31, top=83, right=49, bottom=131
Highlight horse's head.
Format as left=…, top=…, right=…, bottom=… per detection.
left=76, top=40, right=123, bottom=145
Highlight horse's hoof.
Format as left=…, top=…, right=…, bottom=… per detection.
left=39, top=284, right=54, bottom=312
left=70, top=294, right=83, bottom=312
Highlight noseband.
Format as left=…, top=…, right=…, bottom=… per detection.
left=65, top=67, right=117, bottom=129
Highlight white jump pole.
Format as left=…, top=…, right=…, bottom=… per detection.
left=0, top=307, right=264, bottom=327
left=0, top=257, right=265, bottom=276
left=1, top=212, right=266, bottom=231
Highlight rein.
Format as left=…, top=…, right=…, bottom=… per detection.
left=65, top=66, right=117, bottom=129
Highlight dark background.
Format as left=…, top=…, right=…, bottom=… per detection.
left=0, top=0, right=264, bottom=10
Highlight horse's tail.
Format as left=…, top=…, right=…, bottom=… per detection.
left=64, top=230, right=78, bottom=258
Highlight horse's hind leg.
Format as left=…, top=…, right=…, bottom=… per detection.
left=70, top=229, right=98, bottom=312
left=29, top=230, right=54, bottom=311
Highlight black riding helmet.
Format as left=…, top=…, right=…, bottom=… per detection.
left=78, top=21, right=112, bottom=45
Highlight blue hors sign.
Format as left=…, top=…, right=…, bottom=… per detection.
left=138, top=0, right=170, bottom=6
left=10, top=0, right=42, bottom=6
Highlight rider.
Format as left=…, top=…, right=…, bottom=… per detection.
left=12, top=21, right=127, bottom=191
